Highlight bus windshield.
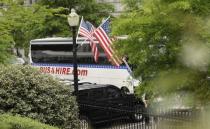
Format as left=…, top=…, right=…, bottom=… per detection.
left=31, top=44, right=111, bottom=65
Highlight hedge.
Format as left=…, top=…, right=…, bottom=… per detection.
left=0, top=65, right=79, bottom=129
left=0, top=114, right=58, bottom=129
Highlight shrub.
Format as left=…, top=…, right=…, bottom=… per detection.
left=0, top=114, right=58, bottom=129
left=0, top=65, right=79, bottom=129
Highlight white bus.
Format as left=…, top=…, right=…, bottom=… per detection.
left=29, top=37, right=139, bottom=93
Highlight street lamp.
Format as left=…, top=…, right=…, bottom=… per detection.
left=67, top=8, right=80, bottom=95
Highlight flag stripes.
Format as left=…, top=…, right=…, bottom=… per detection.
left=94, top=18, right=122, bottom=66
left=94, top=28, right=121, bottom=66
left=86, top=21, right=99, bottom=63
left=78, top=17, right=99, bottom=62
left=77, top=16, right=122, bottom=66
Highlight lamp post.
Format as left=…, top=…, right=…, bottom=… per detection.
left=67, top=9, right=80, bottom=95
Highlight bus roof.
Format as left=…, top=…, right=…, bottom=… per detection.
left=30, top=35, right=128, bottom=45
left=30, top=37, right=98, bottom=45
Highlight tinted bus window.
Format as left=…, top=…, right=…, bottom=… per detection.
left=77, top=43, right=104, bottom=53
left=31, top=44, right=73, bottom=63
left=31, top=44, right=110, bottom=65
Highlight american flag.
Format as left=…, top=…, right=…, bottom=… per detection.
left=93, top=17, right=122, bottom=66
left=78, top=17, right=99, bottom=63
left=86, top=21, right=99, bottom=63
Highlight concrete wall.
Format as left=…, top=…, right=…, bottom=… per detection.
left=24, top=0, right=124, bottom=16
left=24, top=0, right=37, bottom=6
left=96, top=0, right=124, bottom=16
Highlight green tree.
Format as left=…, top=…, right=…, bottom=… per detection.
left=0, top=17, right=13, bottom=64
left=2, top=1, right=56, bottom=52
left=0, top=0, right=114, bottom=63
left=37, top=0, right=114, bottom=24
left=0, top=0, right=14, bottom=64
left=122, top=0, right=142, bottom=11
left=0, top=0, right=57, bottom=59
left=113, top=0, right=210, bottom=105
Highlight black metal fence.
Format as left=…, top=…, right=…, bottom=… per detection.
left=79, top=104, right=200, bottom=129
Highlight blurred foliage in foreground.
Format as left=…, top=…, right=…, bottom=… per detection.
left=113, top=0, right=210, bottom=106
left=0, top=65, right=79, bottom=129
left=0, top=114, right=58, bottom=129
left=156, top=106, right=210, bottom=129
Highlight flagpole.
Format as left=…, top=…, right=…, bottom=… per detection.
left=122, top=57, right=135, bottom=87
left=122, top=57, right=133, bottom=75
left=75, top=16, right=89, bottom=48
left=79, top=16, right=110, bottom=47
left=77, top=18, right=98, bottom=48
left=95, top=16, right=122, bottom=66
left=98, top=16, right=110, bottom=28
left=75, top=16, right=83, bottom=42
left=76, top=38, right=89, bottom=49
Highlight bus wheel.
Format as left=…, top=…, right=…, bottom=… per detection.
left=121, top=87, right=129, bottom=94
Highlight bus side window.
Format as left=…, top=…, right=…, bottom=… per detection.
left=87, top=57, right=94, bottom=64
left=78, top=44, right=91, bottom=52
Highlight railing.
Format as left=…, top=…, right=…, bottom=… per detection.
left=79, top=104, right=199, bottom=129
